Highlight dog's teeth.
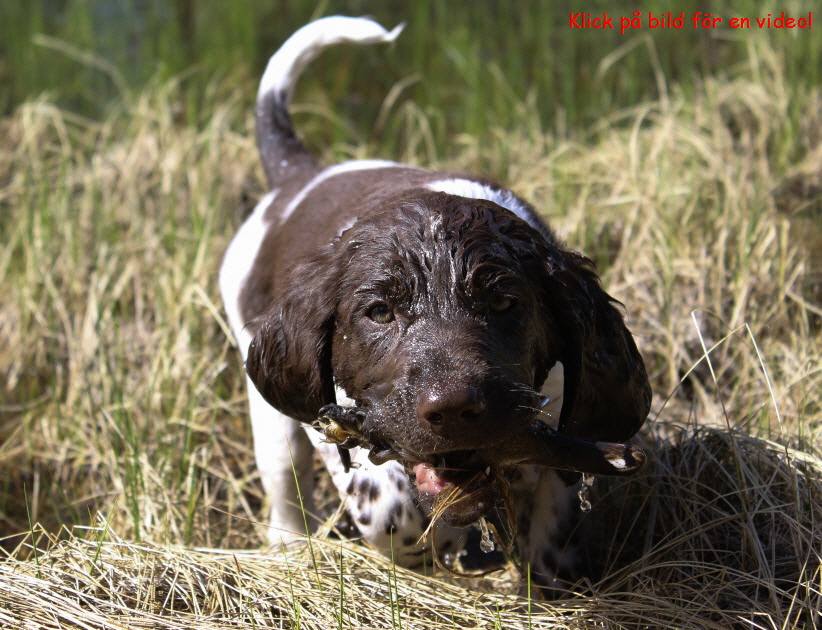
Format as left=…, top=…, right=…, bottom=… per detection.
left=485, top=466, right=491, bottom=476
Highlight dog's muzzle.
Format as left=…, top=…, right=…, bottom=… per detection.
left=312, top=403, right=646, bottom=475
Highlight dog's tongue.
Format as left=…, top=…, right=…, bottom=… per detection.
left=413, top=462, right=448, bottom=495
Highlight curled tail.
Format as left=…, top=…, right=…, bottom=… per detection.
left=256, top=16, right=404, bottom=187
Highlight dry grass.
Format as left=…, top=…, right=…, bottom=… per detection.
left=1, top=426, right=819, bottom=629
left=1, top=38, right=820, bottom=628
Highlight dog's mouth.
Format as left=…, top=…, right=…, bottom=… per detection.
left=412, top=457, right=460, bottom=496
left=312, top=403, right=646, bottom=527
left=406, top=452, right=507, bottom=527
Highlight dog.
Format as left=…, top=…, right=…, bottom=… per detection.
left=220, top=16, right=651, bottom=592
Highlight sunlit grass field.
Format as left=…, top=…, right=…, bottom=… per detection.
left=1, top=2, right=820, bottom=628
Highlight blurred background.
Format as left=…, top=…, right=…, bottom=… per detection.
left=2, top=0, right=820, bottom=155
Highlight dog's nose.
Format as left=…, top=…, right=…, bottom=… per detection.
left=418, top=386, right=486, bottom=427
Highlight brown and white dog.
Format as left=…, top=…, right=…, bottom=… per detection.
left=220, top=16, right=650, bottom=591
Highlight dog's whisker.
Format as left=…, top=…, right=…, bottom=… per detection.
left=517, top=404, right=555, bottom=419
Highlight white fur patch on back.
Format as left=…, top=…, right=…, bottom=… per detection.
left=280, top=160, right=402, bottom=222
left=258, top=16, right=404, bottom=106
left=425, top=178, right=538, bottom=228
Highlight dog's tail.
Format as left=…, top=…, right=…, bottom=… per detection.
left=256, top=16, right=404, bottom=187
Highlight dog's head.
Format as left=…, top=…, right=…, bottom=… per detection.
left=246, top=192, right=650, bottom=526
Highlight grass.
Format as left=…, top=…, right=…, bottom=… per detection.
left=1, top=427, right=819, bottom=629
left=3, top=1, right=822, bottom=151
left=0, top=6, right=821, bottom=630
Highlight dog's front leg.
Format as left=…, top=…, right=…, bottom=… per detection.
left=305, top=429, right=472, bottom=569
left=246, top=378, right=317, bottom=544
left=513, top=467, right=582, bottom=598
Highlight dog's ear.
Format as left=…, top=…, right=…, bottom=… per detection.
left=546, top=251, right=651, bottom=443
left=244, top=246, right=339, bottom=424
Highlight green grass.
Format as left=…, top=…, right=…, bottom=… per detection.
left=0, top=4, right=820, bottom=628
left=2, top=1, right=821, bottom=155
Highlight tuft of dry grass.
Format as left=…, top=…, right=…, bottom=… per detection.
left=1, top=37, right=820, bottom=629
left=0, top=425, right=819, bottom=629
left=0, top=80, right=266, bottom=551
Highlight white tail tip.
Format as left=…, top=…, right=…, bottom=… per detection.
left=258, top=16, right=405, bottom=104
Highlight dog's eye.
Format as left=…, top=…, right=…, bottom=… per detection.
left=488, top=295, right=513, bottom=313
left=366, top=303, right=395, bottom=324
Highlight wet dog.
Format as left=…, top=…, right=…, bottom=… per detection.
left=220, top=16, right=650, bottom=591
